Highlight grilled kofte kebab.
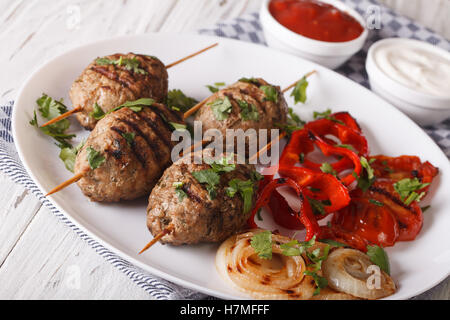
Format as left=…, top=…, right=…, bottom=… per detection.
left=41, top=43, right=218, bottom=130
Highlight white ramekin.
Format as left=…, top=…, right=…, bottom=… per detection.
left=260, top=0, right=368, bottom=69
left=366, top=38, right=450, bottom=126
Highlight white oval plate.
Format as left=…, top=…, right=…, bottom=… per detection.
left=12, top=33, right=450, bottom=300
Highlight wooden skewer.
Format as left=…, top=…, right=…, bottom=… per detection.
left=282, top=70, right=317, bottom=93
left=40, top=43, right=219, bottom=128
left=40, top=106, right=83, bottom=128
left=165, top=42, right=218, bottom=69
left=45, top=172, right=85, bottom=196
left=139, top=224, right=175, bottom=254
left=249, top=131, right=287, bottom=163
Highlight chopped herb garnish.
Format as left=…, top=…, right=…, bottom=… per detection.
left=226, top=179, right=255, bottom=213
left=250, top=171, right=263, bottom=182
left=238, top=77, right=260, bottom=85
left=208, top=96, right=233, bottom=121
left=313, top=109, right=345, bottom=125
left=191, top=169, right=220, bottom=200
left=276, top=108, right=305, bottom=135
left=366, top=245, right=390, bottom=275
left=86, top=146, right=105, bottom=170
left=206, top=82, right=226, bottom=93
left=59, top=140, right=85, bottom=173
left=166, top=89, right=198, bottom=113
left=320, top=162, right=337, bottom=176
left=355, top=156, right=376, bottom=192
left=121, top=132, right=135, bottom=147
left=89, top=103, right=105, bottom=120
left=250, top=230, right=273, bottom=260
left=335, top=144, right=356, bottom=152
left=290, top=76, right=309, bottom=104
left=369, top=199, right=384, bottom=207
left=96, top=56, right=147, bottom=75
left=308, top=197, right=331, bottom=216
left=393, top=178, right=430, bottom=205
left=237, top=100, right=259, bottom=121
left=169, top=122, right=187, bottom=131
left=260, top=85, right=278, bottom=103
left=112, top=98, right=155, bottom=113
left=173, top=182, right=187, bottom=202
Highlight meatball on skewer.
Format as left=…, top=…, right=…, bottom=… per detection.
left=48, top=100, right=184, bottom=202
left=41, top=43, right=218, bottom=130
left=142, top=149, right=259, bottom=250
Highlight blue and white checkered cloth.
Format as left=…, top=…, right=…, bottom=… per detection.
left=0, top=0, right=449, bottom=300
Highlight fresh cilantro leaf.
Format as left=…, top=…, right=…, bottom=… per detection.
left=335, top=144, right=356, bottom=152
left=366, top=245, right=390, bottom=275
left=169, top=122, right=187, bottom=131
left=260, top=85, right=278, bottom=103
left=303, top=270, right=328, bottom=296
left=86, top=146, right=105, bottom=170
left=355, top=156, right=376, bottom=192
left=238, top=77, right=260, bottom=85
left=237, top=100, right=259, bottom=121
left=226, top=179, right=255, bottom=213
left=112, top=98, right=155, bottom=113
left=32, top=94, right=75, bottom=149
left=166, top=89, right=198, bottom=112
left=290, top=76, right=309, bottom=104
left=276, top=108, right=305, bottom=135
left=250, top=171, right=263, bottom=182
left=89, top=103, right=105, bottom=120
left=59, top=140, right=85, bottom=173
left=206, top=82, right=226, bottom=93
left=173, top=182, right=187, bottom=202
left=313, top=109, right=345, bottom=125
left=250, top=230, right=273, bottom=260
left=208, top=96, right=232, bottom=121
left=205, top=155, right=236, bottom=173
left=192, top=169, right=220, bottom=200
left=394, top=178, right=430, bottom=205
left=121, top=132, right=135, bottom=147
left=307, top=197, right=331, bottom=216
left=96, top=56, right=147, bottom=75
left=320, top=162, right=337, bottom=176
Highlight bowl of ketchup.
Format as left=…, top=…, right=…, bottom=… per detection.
left=260, top=0, right=368, bottom=69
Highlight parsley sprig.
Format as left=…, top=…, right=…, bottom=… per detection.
left=206, top=82, right=226, bottom=93
left=86, top=146, right=105, bottom=170
left=291, top=76, right=309, bottom=104
left=29, top=94, right=76, bottom=149
left=226, top=179, right=255, bottom=214
left=59, top=140, right=85, bottom=173
left=366, top=245, right=390, bottom=275
left=353, top=156, right=376, bottom=192
left=173, top=182, right=187, bottom=202
left=260, top=85, right=278, bottom=103
left=313, top=109, right=345, bottom=125
left=250, top=230, right=272, bottom=260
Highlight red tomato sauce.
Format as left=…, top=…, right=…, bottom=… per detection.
left=269, top=0, right=364, bottom=42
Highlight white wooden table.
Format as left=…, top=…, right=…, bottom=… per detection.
left=0, top=0, right=448, bottom=300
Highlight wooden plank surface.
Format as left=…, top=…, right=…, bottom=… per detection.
left=0, top=0, right=448, bottom=300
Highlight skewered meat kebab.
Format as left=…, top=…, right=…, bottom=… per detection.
left=73, top=102, right=183, bottom=202
left=146, top=149, right=258, bottom=246
left=46, top=72, right=316, bottom=203
left=41, top=43, right=218, bottom=130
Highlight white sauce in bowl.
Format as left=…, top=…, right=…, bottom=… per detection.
left=373, top=42, right=450, bottom=98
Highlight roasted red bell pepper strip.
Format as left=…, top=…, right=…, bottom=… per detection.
left=319, top=224, right=369, bottom=252
left=278, top=166, right=351, bottom=214
left=248, top=178, right=320, bottom=240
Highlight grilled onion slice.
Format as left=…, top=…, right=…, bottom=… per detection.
left=310, top=287, right=359, bottom=300
left=322, top=248, right=396, bottom=299
left=216, top=230, right=316, bottom=300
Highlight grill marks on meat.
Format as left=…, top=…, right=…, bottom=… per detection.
left=73, top=106, right=183, bottom=202
left=146, top=150, right=257, bottom=245
left=70, top=53, right=168, bottom=130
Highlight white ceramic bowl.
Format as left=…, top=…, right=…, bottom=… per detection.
left=366, top=38, right=450, bottom=126
left=260, top=0, right=368, bottom=69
